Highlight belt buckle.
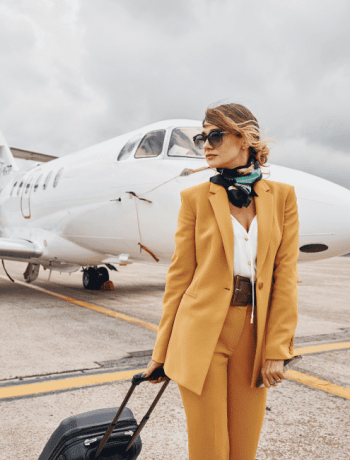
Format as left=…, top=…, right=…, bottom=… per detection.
left=231, top=275, right=255, bottom=307
left=231, top=275, right=251, bottom=306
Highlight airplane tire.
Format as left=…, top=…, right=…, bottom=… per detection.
left=83, top=267, right=99, bottom=290
left=97, top=267, right=109, bottom=284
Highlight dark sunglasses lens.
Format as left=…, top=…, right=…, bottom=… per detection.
left=208, top=131, right=224, bottom=148
left=193, top=134, right=205, bottom=149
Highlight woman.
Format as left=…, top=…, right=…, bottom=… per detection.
left=143, top=103, right=299, bottom=460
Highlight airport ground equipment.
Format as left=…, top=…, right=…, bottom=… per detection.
left=38, top=367, right=169, bottom=460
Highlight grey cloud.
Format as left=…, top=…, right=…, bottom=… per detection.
left=0, top=13, right=36, bottom=56
left=270, top=138, right=350, bottom=190
left=92, top=0, right=197, bottom=33
left=0, top=0, right=349, bottom=188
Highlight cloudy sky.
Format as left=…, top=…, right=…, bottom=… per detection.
left=1, top=0, right=349, bottom=188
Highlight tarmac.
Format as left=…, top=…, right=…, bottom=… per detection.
left=0, top=257, right=349, bottom=459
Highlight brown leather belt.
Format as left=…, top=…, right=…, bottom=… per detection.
left=230, top=275, right=256, bottom=306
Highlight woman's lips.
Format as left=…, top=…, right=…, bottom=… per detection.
left=205, top=154, right=217, bottom=159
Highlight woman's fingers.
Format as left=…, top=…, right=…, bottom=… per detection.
left=142, top=360, right=164, bottom=384
left=261, top=366, right=271, bottom=388
left=262, top=373, right=273, bottom=388
left=269, top=370, right=285, bottom=386
left=142, top=365, right=154, bottom=379
left=274, top=369, right=286, bottom=382
left=261, top=359, right=285, bottom=388
left=149, top=376, right=166, bottom=384
left=143, top=360, right=160, bottom=377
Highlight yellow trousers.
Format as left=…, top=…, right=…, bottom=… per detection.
left=178, top=304, right=267, bottom=460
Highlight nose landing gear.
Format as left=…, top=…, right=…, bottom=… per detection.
left=23, top=263, right=40, bottom=283
left=82, top=266, right=110, bottom=290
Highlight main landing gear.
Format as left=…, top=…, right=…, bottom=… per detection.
left=82, top=266, right=110, bottom=290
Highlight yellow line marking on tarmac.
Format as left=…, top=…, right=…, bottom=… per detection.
left=0, top=368, right=148, bottom=400
left=286, top=370, right=350, bottom=400
left=294, top=342, right=350, bottom=355
left=2, top=366, right=349, bottom=401
left=2, top=275, right=350, bottom=400
left=0, top=275, right=158, bottom=332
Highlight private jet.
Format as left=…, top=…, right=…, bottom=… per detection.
left=0, top=120, right=349, bottom=289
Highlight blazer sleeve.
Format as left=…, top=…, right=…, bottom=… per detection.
left=151, top=190, right=197, bottom=363
left=264, top=185, right=299, bottom=360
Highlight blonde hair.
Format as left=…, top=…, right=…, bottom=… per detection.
left=203, top=103, right=272, bottom=168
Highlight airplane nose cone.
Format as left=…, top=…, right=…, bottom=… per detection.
left=268, top=164, right=350, bottom=260
left=297, top=174, right=350, bottom=259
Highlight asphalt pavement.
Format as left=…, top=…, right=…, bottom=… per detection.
left=0, top=258, right=349, bottom=459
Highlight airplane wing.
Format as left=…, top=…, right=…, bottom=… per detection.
left=0, top=238, right=42, bottom=259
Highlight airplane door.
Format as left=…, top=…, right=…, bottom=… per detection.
left=112, top=129, right=167, bottom=260
left=116, top=190, right=142, bottom=256
left=21, top=172, right=37, bottom=218
left=119, top=129, right=173, bottom=261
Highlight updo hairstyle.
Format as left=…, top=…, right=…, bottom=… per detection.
left=203, top=103, right=271, bottom=168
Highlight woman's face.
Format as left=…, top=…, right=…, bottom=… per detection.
left=202, top=123, right=249, bottom=169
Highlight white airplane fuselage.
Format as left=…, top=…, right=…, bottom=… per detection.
left=0, top=119, right=350, bottom=275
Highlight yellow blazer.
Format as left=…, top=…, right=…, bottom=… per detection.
left=152, top=178, right=299, bottom=396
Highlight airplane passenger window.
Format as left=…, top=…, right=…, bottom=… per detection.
left=25, top=179, right=32, bottom=194
left=10, top=181, right=17, bottom=196
left=17, top=181, right=24, bottom=196
left=34, top=174, right=43, bottom=192
left=134, top=130, right=166, bottom=158
left=117, top=134, right=143, bottom=161
left=53, top=168, right=64, bottom=188
left=168, top=128, right=205, bottom=158
left=43, top=172, right=53, bottom=190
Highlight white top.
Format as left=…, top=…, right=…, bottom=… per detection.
left=231, top=214, right=258, bottom=323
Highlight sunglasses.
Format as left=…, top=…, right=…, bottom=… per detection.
left=193, top=130, right=230, bottom=149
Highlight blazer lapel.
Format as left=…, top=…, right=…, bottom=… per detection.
left=209, top=183, right=234, bottom=279
left=208, top=178, right=274, bottom=279
left=255, top=179, right=274, bottom=275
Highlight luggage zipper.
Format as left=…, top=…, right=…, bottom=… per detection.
left=84, top=437, right=99, bottom=446
left=84, top=430, right=135, bottom=447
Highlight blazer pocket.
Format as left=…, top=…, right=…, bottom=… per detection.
left=183, top=291, right=197, bottom=299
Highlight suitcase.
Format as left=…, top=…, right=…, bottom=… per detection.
left=39, top=366, right=169, bottom=460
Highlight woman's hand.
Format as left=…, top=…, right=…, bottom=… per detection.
left=142, top=359, right=167, bottom=384
left=261, top=359, right=286, bottom=388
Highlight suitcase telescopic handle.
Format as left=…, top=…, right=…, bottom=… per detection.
left=94, top=366, right=169, bottom=458
left=132, top=365, right=166, bottom=385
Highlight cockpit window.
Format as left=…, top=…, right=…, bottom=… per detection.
left=134, top=130, right=166, bottom=158
left=168, top=128, right=204, bottom=158
left=117, top=134, right=143, bottom=161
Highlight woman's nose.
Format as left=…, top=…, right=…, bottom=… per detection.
left=203, top=139, right=212, bottom=150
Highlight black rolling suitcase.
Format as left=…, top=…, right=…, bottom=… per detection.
left=39, top=367, right=169, bottom=460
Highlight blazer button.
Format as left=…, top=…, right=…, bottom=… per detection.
left=258, top=282, right=264, bottom=290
